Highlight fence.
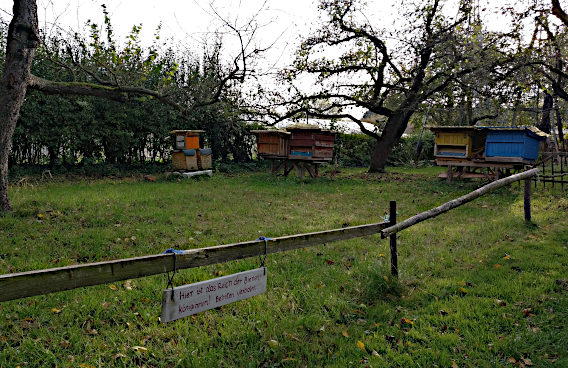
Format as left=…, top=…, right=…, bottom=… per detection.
left=537, top=151, right=568, bottom=189
left=0, top=169, right=539, bottom=303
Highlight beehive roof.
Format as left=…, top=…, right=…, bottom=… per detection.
left=169, top=130, right=205, bottom=134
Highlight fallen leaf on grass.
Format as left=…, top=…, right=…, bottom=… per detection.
left=379, top=254, right=385, bottom=257
left=508, top=357, right=517, bottom=363
left=522, top=357, right=533, bottom=365
left=372, top=350, right=380, bottom=357
left=101, top=302, right=111, bottom=308
left=493, top=264, right=501, bottom=268
left=267, top=340, right=279, bottom=348
left=503, top=254, right=511, bottom=260
left=452, top=361, right=458, bottom=368
left=281, top=358, right=296, bottom=362
left=326, top=260, right=334, bottom=265
left=132, top=346, right=147, bottom=352
left=140, top=297, right=150, bottom=303
left=51, top=308, right=61, bottom=314
left=356, top=340, right=366, bottom=352
left=122, top=280, right=134, bottom=290
left=459, top=287, right=468, bottom=295
left=382, top=275, right=389, bottom=282
left=79, top=364, right=95, bottom=368
left=523, top=308, right=536, bottom=317
left=109, top=285, right=118, bottom=291
left=457, top=281, right=467, bottom=287
left=113, top=354, right=126, bottom=359
left=342, top=330, right=350, bottom=337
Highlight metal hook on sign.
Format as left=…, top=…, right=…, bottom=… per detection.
left=255, top=236, right=271, bottom=274
left=163, top=248, right=183, bottom=300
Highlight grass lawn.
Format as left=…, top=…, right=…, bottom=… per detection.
left=0, top=166, right=567, bottom=367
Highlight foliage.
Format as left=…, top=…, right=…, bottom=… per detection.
left=335, top=133, right=375, bottom=167
left=0, top=170, right=566, bottom=366
left=7, top=13, right=257, bottom=167
left=388, top=131, right=436, bottom=166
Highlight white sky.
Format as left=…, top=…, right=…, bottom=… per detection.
left=0, top=0, right=402, bottom=69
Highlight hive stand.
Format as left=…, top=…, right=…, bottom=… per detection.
left=269, top=157, right=327, bottom=178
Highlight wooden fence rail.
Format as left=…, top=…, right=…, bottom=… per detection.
left=381, top=168, right=539, bottom=237
left=0, top=222, right=389, bottom=303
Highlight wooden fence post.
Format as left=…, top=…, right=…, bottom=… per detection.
left=390, top=200, right=398, bottom=277
left=524, top=177, right=531, bottom=222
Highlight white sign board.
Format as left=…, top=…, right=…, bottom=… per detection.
left=161, top=267, right=267, bottom=323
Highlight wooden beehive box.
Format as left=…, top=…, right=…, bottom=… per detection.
left=197, top=148, right=212, bottom=169
left=170, top=130, right=205, bottom=150
left=170, top=130, right=209, bottom=171
left=430, top=126, right=486, bottom=160
left=251, top=130, right=291, bottom=157
left=482, top=126, right=548, bottom=162
left=286, top=125, right=337, bottom=161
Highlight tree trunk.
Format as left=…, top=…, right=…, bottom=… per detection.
left=368, top=109, right=413, bottom=173
left=0, top=0, right=40, bottom=211
left=538, top=93, right=553, bottom=134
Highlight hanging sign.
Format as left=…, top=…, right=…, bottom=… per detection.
left=161, top=267, right=267, bottom=323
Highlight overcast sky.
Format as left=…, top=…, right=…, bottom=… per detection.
left=0, top=0, right=406, bottom=69
left=0, top=0, right=511, bottom=129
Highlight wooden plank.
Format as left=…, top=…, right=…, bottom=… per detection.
left=436, top=160, right=516, bottom=168
left=381, top=168, right=540, bottom=238
left=0, top=221, right=389, bottom=302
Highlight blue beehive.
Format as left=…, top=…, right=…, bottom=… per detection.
left=483, top=127, right=548, bottom=162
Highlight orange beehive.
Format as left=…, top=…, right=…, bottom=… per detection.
left=170, top=130, right=205, bottom=150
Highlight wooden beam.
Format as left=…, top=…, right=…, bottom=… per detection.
left=0, top=221, right=389, bottom=302
left=381, top=168, right=540, bottom=238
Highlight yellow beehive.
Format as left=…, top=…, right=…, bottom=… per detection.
left=430, top=127, right=485, bottom=159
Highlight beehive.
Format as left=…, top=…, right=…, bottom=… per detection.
left=287, top=125, right=337, bottom=161
left=169, top=130, right=209, bottom=171
left=252, top=130, right=291, bottom=157
left=430, top=127, right=486, bottom=159
left=170, top=130, right=205, bottom=150
left=482, top=127, right=548, bottom=162
left=197, top=148, right=212, bottom=170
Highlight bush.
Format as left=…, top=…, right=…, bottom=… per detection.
left=334, top=131, right=435, bottom=168
left=388, top=131, right=435, bottom=166
left=335, top=133, right=375, bottom=167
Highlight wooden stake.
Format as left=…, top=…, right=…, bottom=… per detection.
left=524, top=177, right=531, bottom=222
left=389, top=200, right=398, bottom=277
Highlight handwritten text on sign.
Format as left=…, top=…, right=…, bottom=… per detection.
left=161, top=267, right=267, bottom=323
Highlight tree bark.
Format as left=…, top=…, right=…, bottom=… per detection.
left=0, top=0, right=40, bottom=211
left=368, top=107, right=414, bottom=172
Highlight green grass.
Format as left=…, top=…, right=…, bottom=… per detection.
left=0, top=167, right=567, bottom=367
